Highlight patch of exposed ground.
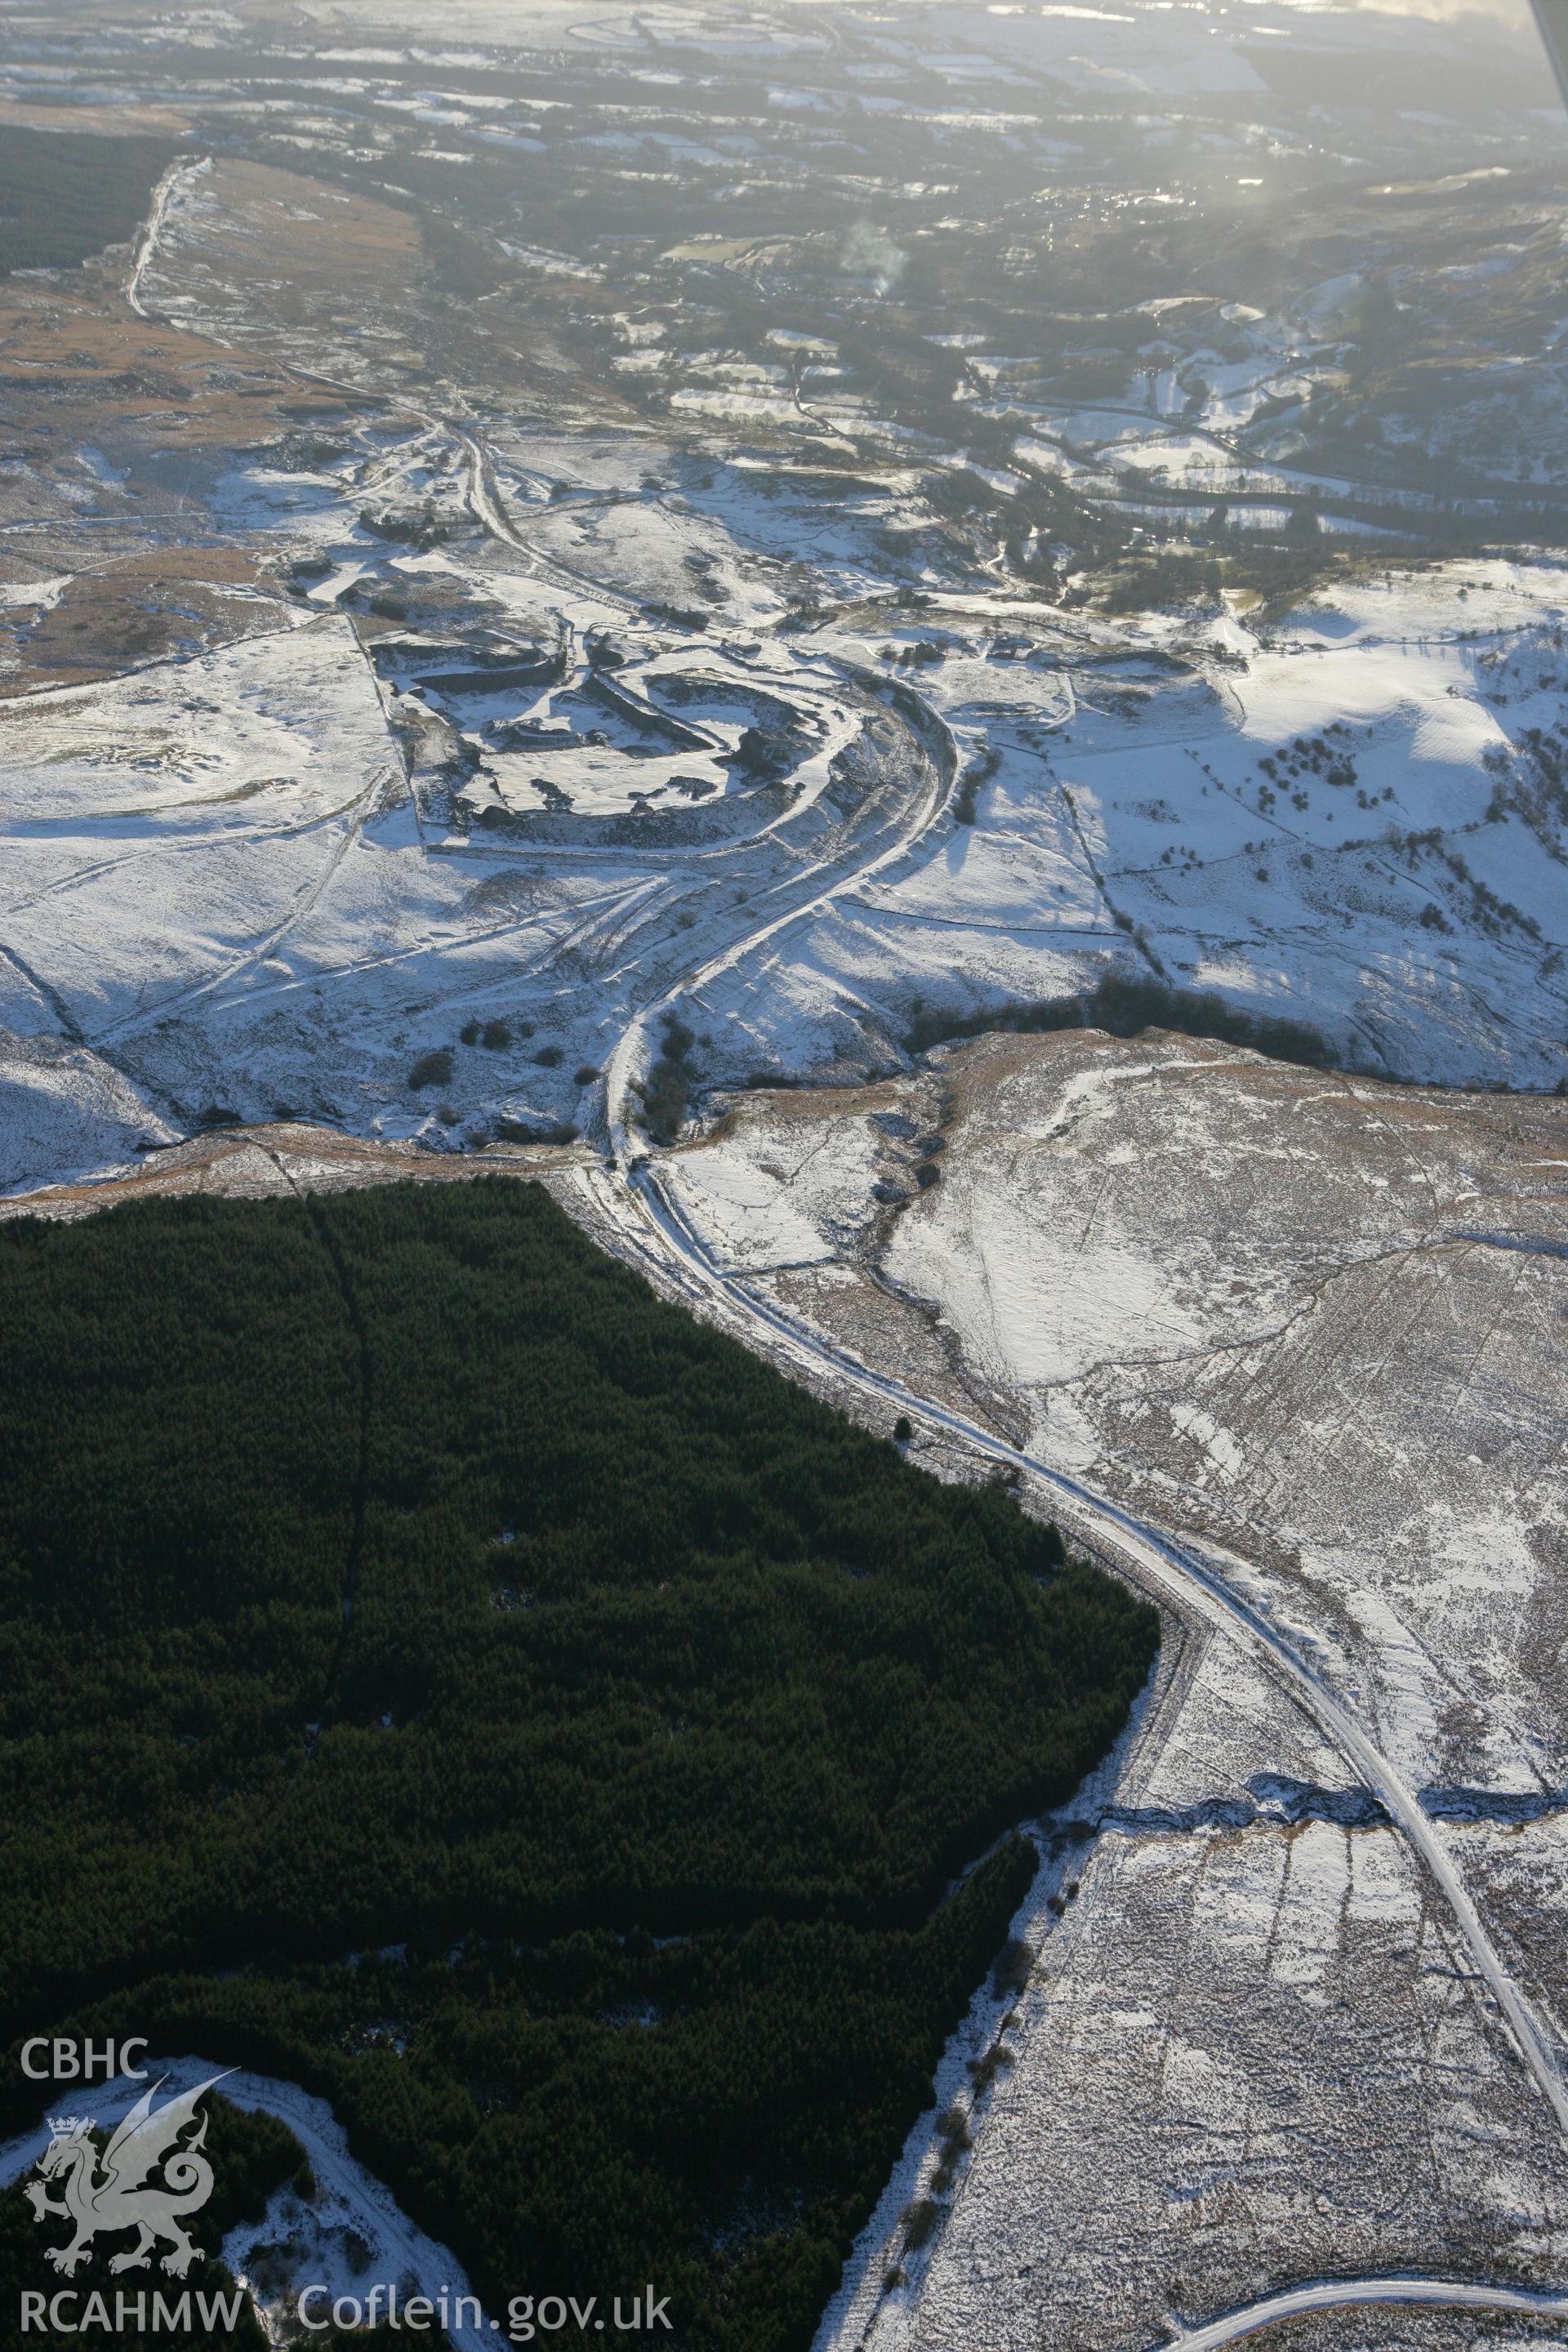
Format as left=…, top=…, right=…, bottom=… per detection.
left=882, top=1031, right=1568, bottom=1796
left=0, top=246, right=377, bottom=690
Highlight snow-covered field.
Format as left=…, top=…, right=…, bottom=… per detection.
left=7, top=121, right=1568, bottom=1198
left=8, top=525, right=1567, bottom=1197
left=654, top=1039, right=1568, bottom=2352
left=789, top=567, right=1568, bottom=1094
left=671, top=1034, right=1568, bottom=1801
left=849, top=1630, right=1568, bottom=2352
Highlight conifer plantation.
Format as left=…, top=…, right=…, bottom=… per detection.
left=0, top=1181, right=1157, bottom=2350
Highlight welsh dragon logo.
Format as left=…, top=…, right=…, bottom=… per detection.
left=24, top=2074, right=229, bottom=2279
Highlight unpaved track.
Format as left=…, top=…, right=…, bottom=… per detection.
left=91, top=762, right=394, bottom=1050
left=451, top=425, right=643, bottom=621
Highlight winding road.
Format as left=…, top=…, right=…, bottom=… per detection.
left=450, top=425, right=644, bottom=622
left=603, top=680, right=956, bottom=1163
left=572, top=604, right=1568, bottom=2147
left=575, top=682, right=1568, bottom=2350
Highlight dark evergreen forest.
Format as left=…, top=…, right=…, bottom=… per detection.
left=0, top=1181, right=1156, bottom=2350
left=0, top=127, right=180, bottom=274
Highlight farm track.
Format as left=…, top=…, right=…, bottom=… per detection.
left=91, top=763, right=393, bottom=1050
